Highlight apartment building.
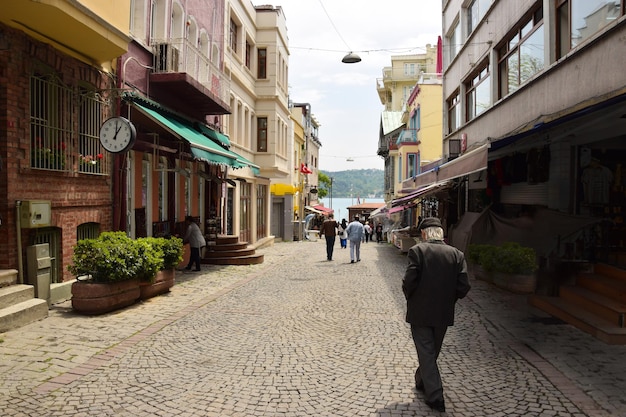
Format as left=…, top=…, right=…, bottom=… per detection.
left=434, top=0, right=625, bottom=256
left=0, top=1, right=131, bottom=315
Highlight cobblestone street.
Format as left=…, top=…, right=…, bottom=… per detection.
left=1, top=239, right=625, bottom=416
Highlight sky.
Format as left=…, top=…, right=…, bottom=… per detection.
left=258, top=0, right=442, bottom=172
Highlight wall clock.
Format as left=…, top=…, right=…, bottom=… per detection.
left=99, top=117, right=137, bottom=153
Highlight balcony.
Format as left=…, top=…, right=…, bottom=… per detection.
left=150, top=38, right=231, bottom=118
left=397, top=128, right=418, bottom=144
left=2, top=0, right=130, bottom=65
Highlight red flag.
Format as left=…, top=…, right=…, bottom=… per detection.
left=436, top=35, right=443, bottom=76
left=300, top=163, right=313, bottom=174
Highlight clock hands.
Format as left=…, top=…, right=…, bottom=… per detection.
left=113, top=121, right=121, bottom=141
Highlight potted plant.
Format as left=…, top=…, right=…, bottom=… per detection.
left=491, top=242, right=538, bottom=294
left=467, top=244, right=495, bottom=282
left=138, top=236, right=183, bottom=300
left=68, top=232, right=143, bottom=314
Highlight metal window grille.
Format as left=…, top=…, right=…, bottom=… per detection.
left=77, top=222, right=100, bottom=241
left=256, top=184, right=267, bottom=239
left=30, top=74, right=110, bottom=175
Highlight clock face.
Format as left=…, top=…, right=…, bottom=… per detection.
left=99, top=117, right=136, bottom=153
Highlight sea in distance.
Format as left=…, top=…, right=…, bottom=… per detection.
left=317, top=197, right=384, bottom=222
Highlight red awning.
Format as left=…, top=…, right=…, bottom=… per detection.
left=312, top=204, right=334, bottom=214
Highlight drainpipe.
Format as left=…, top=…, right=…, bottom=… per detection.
left=16, top=200, right=23, bottom=284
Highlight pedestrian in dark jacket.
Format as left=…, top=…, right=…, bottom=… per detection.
left=319, top=213, right=338, bottom=261
left=402, top=217, right=470, bottom=413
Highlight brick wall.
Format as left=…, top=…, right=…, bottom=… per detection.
left=0, top=23, right=115, bottom=282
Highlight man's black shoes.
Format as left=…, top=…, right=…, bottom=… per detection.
left=425, top=399, right=445, bottom=412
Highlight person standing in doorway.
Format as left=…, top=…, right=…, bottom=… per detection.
left=402, top=217, right=470, bottom=413
left=320, top=214, right=338, bottom=261
left=183, top=216, right=206, bottom=271
left=345, top=215, right=365, bottom=263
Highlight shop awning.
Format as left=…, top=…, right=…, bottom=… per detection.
left=127, top=95, right=259, bottom=174
left=388, top=205, right=410, bottom=214
left=271, top=183, right=298, bottom=196
left=392, top=181, right=453, bottom=207
left=313, top=204, right=334, bottom=214
left=404, top=143, right=489, bottom=190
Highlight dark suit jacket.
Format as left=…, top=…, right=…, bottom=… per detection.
left=402, top=240, right=470, bottom=327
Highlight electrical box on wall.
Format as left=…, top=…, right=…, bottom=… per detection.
left=20, top=200, right=51, bottom=228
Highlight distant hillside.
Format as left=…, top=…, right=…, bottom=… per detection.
left=320, top=169, right=384, bottom=198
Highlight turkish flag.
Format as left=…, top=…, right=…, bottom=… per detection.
left=300, top=163, right=313, bottom=174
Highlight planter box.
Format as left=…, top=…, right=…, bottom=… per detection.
left=71, top=279, right=140, bottom=315
left=469, top=262, right=493, bottom=283
left=139, top=269, right=175, bottom=300
left=493, top=272, right=537, bottom=294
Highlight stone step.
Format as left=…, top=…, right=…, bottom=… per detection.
left=0, top=269, right=18, bottom=288
left=529, top=295, right=626, bottom=345
left=0, top=298, right=49, bottom=333
left=559, top=285, right=626, bottom=327
left=206, top=242, right=248, bottom=252
left=202, top=253, right=264, bottom=266
left=593, top=263, right=626, bottom=284
left=204, top=247, right=255, bottom=258
left=0, top=285, right=36, bottom=310
left=576, top=273, right=626, bottom=304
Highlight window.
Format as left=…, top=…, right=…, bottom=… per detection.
left=257, top=117, right=268, bottom=152
left=499, top=6, right=544, bottom=98
left=465, top=62, right=490, bottom=121
left=30, top=73, right=109, bottom=174
left=447, top=20, right=462, bottom=62
left=557, top=0, right=623, bottom=58
left=229, top=18, right=238, bottom=52
left=245, top=41, right=251, bottom=68
left=77, top=223, right=100, bottom=241
left=447, top=91, right=461, bottom=133
left=256, top=184, right=267, bottom=239
left=468, top=0, right=491, bottom=35
left=398, top=156, right=402, bottom=182
left=240, top=182, right=251, bottom=243
left=407, top=154, right=417, bottom=178
left=257, top=48, right=267, bottom=79
left=404, top=63, right=416, bottom=76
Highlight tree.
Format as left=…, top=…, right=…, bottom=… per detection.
left=317, top=172, right=331, bottom=199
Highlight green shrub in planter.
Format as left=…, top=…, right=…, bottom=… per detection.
left=150, top=236, right=184, bottom=270
left=495, top=242, right=537, bottom=275
left=68, top=231, right=142, bottom=283
left=135, top=238, right=164, bottom=283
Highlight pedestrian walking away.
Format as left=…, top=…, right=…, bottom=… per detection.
left=338, top=218, right=348, bottom=249
left=364, top=221, right=372, bottom=243
left=375, top=222, right=383, bottom=243
left=183, top=216, right=206, bottom=271
left=402, top=217, right=470, bottom=413
left=320, top=213, right=338, bottom=261
left=345, top=215, right=365, bottom=263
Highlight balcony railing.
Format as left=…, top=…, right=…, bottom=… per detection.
left=152, top=38, right=230, bottom=105
left=397, top=129, right=418, bottom=144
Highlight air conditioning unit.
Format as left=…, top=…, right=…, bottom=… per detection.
left=156, top=44, right=180, bottom=72
left=20, top=200, right=51, bottom=228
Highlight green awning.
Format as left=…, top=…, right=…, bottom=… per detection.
left=132, top=101, right=256, bottom=170
left=197, top=123, right=230, bottom=148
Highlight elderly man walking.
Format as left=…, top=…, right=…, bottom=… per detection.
left=320, top=214, right=338, bottom=261
left=402, top=217, right=470, bottom=413
left=345, top=215, right=365, bottom=263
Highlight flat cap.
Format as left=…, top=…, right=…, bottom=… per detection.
left=418, top=217, right=442, bottom=230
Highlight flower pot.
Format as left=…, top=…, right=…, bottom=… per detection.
left=493, top=272, right=537, bottom=294
left=71, top=279, right=140, bottom=315
left=139, top=269, right=175, bottom=300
